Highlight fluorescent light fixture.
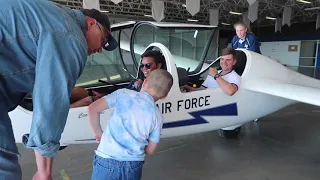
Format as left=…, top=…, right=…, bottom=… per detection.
left=221, top=22, right=231, bottom=25
left=305, top=7, right=320, bottom=11
left=266, top=16, right=277, bottom=20
left=187, top=19, right=199, bottom=22
left=144, top=14, right=153, bottom=17
left=229, top=11, right=242, bottom=15
left=100, top=10, right=109, bottom=13
left=296, top=0, right=311, bottom=4
left=194, top=30, right=198, bottom=38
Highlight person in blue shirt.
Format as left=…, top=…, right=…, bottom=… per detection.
left=88, top=69, right=173, bottom=180
left=230, top=22, right=261, bottom=54
left=0, top=0, right=118, bottom=179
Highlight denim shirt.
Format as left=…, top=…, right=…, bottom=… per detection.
left=0, top=0, right=88, bottom=157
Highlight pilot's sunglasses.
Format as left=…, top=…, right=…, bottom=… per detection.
left=140, top=63, right=152, bottom=69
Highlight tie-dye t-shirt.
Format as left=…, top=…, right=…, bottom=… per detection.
left=95, top=88, right=163, bottom=161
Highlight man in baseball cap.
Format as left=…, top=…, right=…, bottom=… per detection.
left=0, top=0, right=121, bottom=179
left=81, top=8, right=118, bottom=52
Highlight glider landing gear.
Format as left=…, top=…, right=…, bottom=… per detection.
left=218, top=127, right=241, bottom=139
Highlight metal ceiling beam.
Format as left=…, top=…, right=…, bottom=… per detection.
left=52, top=0, right=320, bottom=28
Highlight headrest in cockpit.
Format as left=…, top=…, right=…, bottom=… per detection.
left=234, top=50, right=247, bottom=76
left=176, top=67, right=189, bottom=87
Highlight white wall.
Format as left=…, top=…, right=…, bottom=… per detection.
left=260, top=41, right=301, bottom=66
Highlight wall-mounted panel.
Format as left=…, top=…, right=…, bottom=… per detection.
left=260, top=41, right=300, bottom=66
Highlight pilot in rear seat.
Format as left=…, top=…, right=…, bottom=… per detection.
left=70, top=50, right=167, bottom=108
left=184, top=48, right=241, bottom=96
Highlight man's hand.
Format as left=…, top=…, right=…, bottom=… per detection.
left=32, top=151, right=53, bottom=180
left=88, top=48, right=102, bottom=56
left=134, top=79, right=143, bottom=88
left=93, top=91, right=105, bottom=99
left=208, top=67, right=218, bottom=77
left=183, top=85, right=193, bottom=91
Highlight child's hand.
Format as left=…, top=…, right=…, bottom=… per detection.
left=94, top=130, right=103, bottom=143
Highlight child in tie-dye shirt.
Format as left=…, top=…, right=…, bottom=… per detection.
left=88, top=69, right=173, bottom=180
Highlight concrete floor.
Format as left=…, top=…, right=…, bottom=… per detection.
left=18, top=103, right=320, bottom=180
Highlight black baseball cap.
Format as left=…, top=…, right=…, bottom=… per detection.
left=80, top=9, right=118, bottom=51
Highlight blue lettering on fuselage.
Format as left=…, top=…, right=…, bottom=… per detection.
left=177, top=95, right=210, bottom=111
left=156, top=102, right=172, bottom=114
left=156, top=95, right=211, bottom=114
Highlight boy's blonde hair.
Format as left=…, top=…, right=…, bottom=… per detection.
left=145, top=69, right=173, bottom=99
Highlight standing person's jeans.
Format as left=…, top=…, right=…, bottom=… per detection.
left=0, top=146, right=22, bottom=180
left=91, top=155, right=144, bottom=180
left=0, top=103, right=22, bottom=180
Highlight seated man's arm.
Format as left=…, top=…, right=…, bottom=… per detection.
left=208, top=68, right=240, bottom=96
left=215, top=77, right=238, bottom=96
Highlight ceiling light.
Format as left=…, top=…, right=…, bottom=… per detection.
left=100, top=10, right=109, bottom=13
left=266, top=16, right=277, bottom=20
left=221, top=22, right=231, bottom=25
left=296, top=0, right=312, bottom=4
left=187, top=19, right=199, bottom=22
left=305, top=7, right=320, bottom=10
left=144, top=14, right=152, bottom=17
left=229, top=11, right=242, bottom=15
left=194, top=30, right=198, bottom=38
left=182, top=4, right=186, bottom=7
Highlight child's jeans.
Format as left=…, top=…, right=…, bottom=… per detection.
left=91, top=155, right=144, bottom=180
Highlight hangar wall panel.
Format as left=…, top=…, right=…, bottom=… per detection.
left=260, top=41, right=300, bottom=66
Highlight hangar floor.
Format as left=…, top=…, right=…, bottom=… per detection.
left=17, top=102, right=320, bottom=180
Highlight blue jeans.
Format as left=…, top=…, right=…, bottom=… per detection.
left=0, top=103, right=22, bottom=180
left=0, top=149, right=22, bottom=180
left=91, top=155, right=144, bottom=180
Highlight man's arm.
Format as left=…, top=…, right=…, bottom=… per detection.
left=22, top=32, right=87, bottom=178
left=215, top=77, right=238, bottom=96
left=208, top=68, right=239, bottom=96
left=88, top=98, right=109, bottom=142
